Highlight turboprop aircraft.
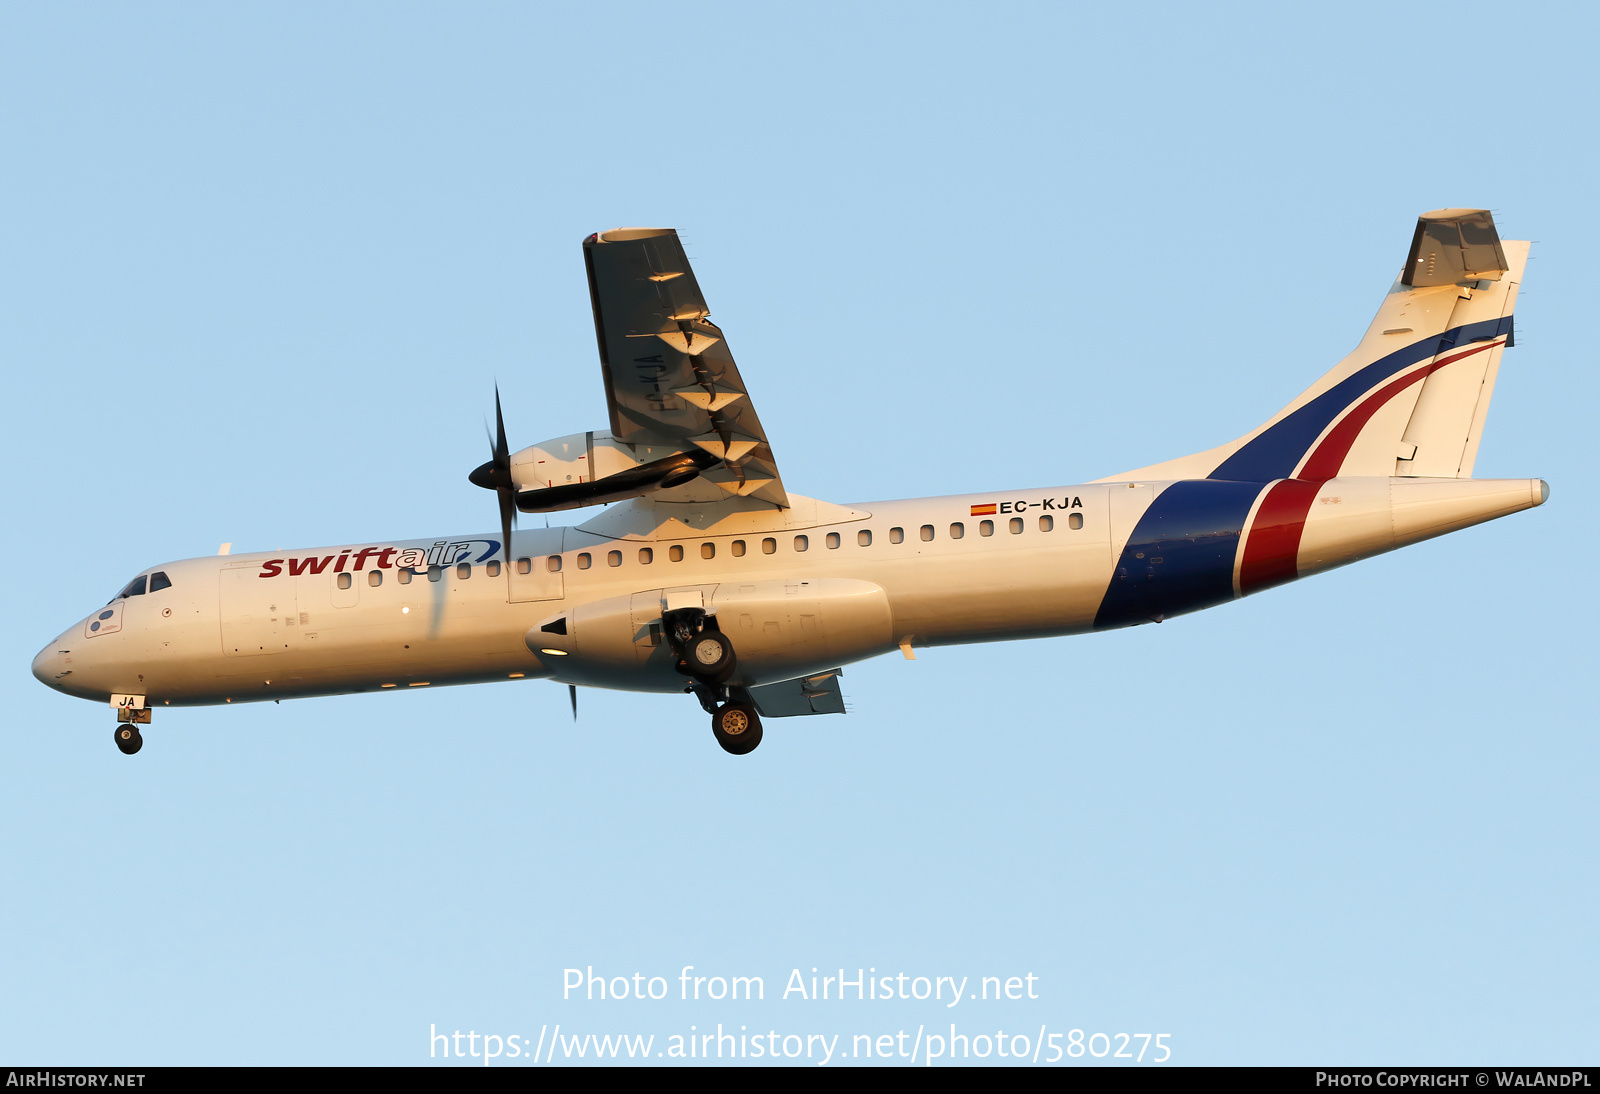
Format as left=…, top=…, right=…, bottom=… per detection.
left=32, top=210, right=1547, bottom=756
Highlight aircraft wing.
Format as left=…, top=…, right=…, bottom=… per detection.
left=582, top=228, right=788, bottom=508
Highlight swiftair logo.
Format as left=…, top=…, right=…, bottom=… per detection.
left=258, top=539, right=501, bottom=578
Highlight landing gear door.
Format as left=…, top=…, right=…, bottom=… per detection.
left=630, top=589, right=665, bottom=663
left=508, top=529, right=565, bottom=603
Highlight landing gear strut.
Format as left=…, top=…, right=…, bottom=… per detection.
left=665, top=608, right=760, bottom=754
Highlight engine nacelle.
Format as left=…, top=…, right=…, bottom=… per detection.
left=509, top=430, right=715, bottom=513
left=526, top=579, right=897, bottom=691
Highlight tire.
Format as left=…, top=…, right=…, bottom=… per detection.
left=711, top=702, right=763, bottom=755
left=685, top=630, right=735, bottom=684
left=115, top=726, right=143, bottom=755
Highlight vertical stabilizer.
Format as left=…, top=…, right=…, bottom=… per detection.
left=1100, top=209, right=1525, bottom=485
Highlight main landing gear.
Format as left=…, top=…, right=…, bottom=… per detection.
left=688, top=682, right=763, bottom=756
left=665, top=606, right=762, bottom=756
left=710, top=701, right=763, bottom=756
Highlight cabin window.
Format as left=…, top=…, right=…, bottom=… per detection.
left=889, top=527, right=903, bottom=544
left=761, top=538, right=776, bottom=555
left=398, top=568, right=413, bottom=584
left=517, top=557, right=532, bottom=575
left=1069, top=513, right=1083, bottom=530
left=794, top=535, right=808, bottom=552
left=920, top=525, right=934, bottom=542
left=486, top=560, right=501, bottom=577
left=337, top=573, right=353, bottom=589
left=979, top=520, right=994, bottom=537
left=701, top=542, right=715, bottom=559
left=148, top=571, right=172, bottom=593
left=1039, top=515, right=1054, bottom=532
left=368, top=570, right=382, bottom=587
left=428, top=565, right=443, bottom=582
left=858, top=529, right=872, bottom=546
left=547, top=555, right=562, bottom=573
left=577, top=552, right=592, bottom=569
left=457, top=563, right=471, bottom=579
left=638, top=547, right=654, bottom=565
left=608, top=550, right=622, bottom=567
left=669, top=545, right=684, bottom=562
left=950, top=522, right=964, bottom=539
left=731, top=540, right=746, bottom=557
left=1010, top=517, right=1023, bottom=534
left=826, top=532, right=840, bottom=549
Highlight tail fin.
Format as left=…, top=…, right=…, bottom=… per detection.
left=1100, top=209, right=1526, bottom=484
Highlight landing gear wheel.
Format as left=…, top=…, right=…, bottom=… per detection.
left=115, top=725, right=143, bottom=755
left=711, top=702, right=763, bottom=755
left=686, top=630, right=736, bottom=684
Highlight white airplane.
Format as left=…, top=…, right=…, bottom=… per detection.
left=33, top=211, right=1546, bottom=756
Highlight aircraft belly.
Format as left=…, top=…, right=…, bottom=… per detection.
left=875, top=547, right=1107, bottom=646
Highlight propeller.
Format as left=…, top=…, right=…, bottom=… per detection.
left=468, top=385, right=516, bottom=588
left=569, top=684, right=578, bottom=721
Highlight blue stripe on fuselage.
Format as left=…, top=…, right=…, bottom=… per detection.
left=1208, top=315, right=1512, bottom=483
left=1094, top=479, right=1265, bottom=630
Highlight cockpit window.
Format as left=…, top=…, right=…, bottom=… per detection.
left=148, top=571, right=172, bottom=593
left=115, top=575, right=147, bottom=600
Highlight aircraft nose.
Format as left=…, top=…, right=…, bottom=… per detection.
left=32, top=641, right=68, bottom=691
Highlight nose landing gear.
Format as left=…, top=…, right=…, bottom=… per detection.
left=114, top=703, right=150, bottom=755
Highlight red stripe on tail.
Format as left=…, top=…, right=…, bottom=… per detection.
left=1238, top=478, right=1322, bottom=594
left=1238, top=338, right=1504, bottom=594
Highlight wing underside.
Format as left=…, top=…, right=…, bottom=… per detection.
left=583, top=228, right=788, bottom=508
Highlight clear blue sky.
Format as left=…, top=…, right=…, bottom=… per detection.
left=2, top=1, right=1594, bottom=1066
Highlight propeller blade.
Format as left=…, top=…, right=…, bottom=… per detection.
left=569, top=684, right=578, bottom=721
left=494, top=383, right=509, bottom=466
left=469, top=384, right=515, bottom=492
left=499, top=484, right=515, bottom=591
left=469, top=385, right=519, bottom=589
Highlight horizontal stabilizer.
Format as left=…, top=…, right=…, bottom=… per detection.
left=1402, top=208, right=1508, bottom=287
left=747, top=670, right=845, bottom=717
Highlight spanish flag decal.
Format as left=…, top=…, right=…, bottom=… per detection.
left=970, top=503, right=997, bottom=516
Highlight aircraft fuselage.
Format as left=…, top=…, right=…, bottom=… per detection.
left=32, top=475, right=1545, bottom=713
